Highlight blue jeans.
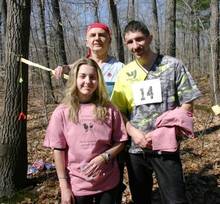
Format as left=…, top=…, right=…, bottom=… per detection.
left=127, top=151, right=188, bottom=204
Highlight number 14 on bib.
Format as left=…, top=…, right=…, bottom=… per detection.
left=132, top=79, right=162, bottom=106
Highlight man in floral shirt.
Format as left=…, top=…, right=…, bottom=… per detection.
left=111, top=20, right=201, bottom=204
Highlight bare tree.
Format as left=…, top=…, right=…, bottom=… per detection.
left=51, top=0, right=67, bottom=66
left=165, top=0, right=176, bottom=56
left=0, top=6, right=4, bottom=86
left=151, top=0, right=160, bottom=54
left=194, top=0, right=201, bottom=73
left=0, top=0, right=31, bottom=197
left=127, top=0, right=135, bottom=21
left=0, top=0, right=6, bottom=69
left=92, top=0, right=99, bottom=22
left=125, top=0, right=135, bottom=62
left=37, top=0, right=55, bottom=103
left=210, top=0, right=220, bottom=104
left=108, top=0, right=124, bottom=62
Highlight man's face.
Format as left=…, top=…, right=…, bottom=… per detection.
left=124, top=31, right=152, bottom=59
left=86, top=28, right=111, bottom=54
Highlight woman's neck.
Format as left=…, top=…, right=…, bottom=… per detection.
left=79, top=98, right=92, bottom=104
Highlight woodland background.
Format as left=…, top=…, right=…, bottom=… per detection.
left=0, top=0, right=219, bottom=203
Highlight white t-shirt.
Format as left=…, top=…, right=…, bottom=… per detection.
left=101, top=56, right=123, bottom=97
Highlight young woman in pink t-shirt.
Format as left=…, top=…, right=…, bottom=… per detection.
left=44, top=58, right=127, bottom=204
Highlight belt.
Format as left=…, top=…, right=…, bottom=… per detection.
left=142, top=148, right=179, bottom=155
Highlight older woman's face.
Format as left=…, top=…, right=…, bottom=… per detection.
left=86, top=28, right=111, bottom=55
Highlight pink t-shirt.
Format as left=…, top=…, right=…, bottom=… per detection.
left=44, top=103, right=128, bottom=196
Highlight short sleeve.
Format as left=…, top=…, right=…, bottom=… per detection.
left=175, top=60, right=201, bottom=104
left=111, top=107, right=128, bottom=142
left=43, top=106, right=67, bottom=149
left=111, top=71, right=129, bottom=115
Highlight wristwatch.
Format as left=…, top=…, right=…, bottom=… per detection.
left=101, top=152, right=111, bottom=163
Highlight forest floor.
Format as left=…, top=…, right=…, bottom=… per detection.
left=0, top=75, right=220, bottom=204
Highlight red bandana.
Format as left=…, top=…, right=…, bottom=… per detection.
left=87, top=22, right=111, bottom=36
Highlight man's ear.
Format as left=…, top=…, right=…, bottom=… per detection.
left=148, top=35, right=153, bottom=43
left=123, top=38, right=127, bottom=46
left=85, top=38, right=89, bottom=47
left=123, top=39, right=126, bottom=45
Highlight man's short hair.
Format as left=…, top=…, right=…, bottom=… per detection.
left=123, top=20, right=150, bottom=38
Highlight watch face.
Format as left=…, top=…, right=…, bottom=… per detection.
left=106, top=152, right=111, bottom=161
left=101, top=152, right=111, bottom=163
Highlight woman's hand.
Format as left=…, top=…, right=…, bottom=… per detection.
left=81, top=155, right=105, bottom=179
left=60, top=187, right=75, bottom=204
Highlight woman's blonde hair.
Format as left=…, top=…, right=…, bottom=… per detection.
left=62, top=58, right=110, bottom=123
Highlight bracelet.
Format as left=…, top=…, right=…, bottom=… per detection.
left=58, top=176, right=67, bottom=180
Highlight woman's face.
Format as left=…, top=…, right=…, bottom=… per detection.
left=76, top=64, right=98, bottom=102
left=86, top=28, right=111, bottom=55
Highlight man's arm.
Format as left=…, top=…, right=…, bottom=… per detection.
left=141, top=102, right=194, bottom=149
left=181, top=102, right=193, bottom=112
left=54, top=65, right=70, bottom=79
left=123, top=115, right=149, bottom=148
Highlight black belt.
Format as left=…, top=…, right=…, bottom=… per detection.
left=142, top=148, right=179, bottom=155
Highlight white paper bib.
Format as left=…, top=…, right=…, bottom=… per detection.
left=132, top=79, right=162, bottom=106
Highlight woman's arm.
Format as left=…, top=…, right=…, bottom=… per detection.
left=54, top=149, right=74, bottom=204
left=82, top=142, right=125, bottom=178
left=103, top=142, right=125, bottom=161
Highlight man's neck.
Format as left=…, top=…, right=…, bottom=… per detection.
left=137, top=51, right=157, bottom=71
left=90, top=52, right=109, bottom=67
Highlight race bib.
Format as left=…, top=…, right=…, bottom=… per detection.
left=131, top=79, right=162, bottom=106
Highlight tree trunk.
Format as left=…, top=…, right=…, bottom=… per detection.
left=126, top=0, right=135, bottom=62
left=0, top=0, right=6, bottom=64
left=51, top=0, right=67, bottom=65
left=195, top=0, right=200, bottom=74
left=93, top=0, right=99, bottom=22
left=0, top=0, right=31, bottom=197
left=37, top=0, right=55, bottom=103
left=127, top=0, right=135, bottom=21
left=108, top=0, right=124, bottom=63
left=151, top=0, right=160, bottom=54
left=165, top=0, right=176, bottom=56
left=195, top=19, right=200, bottom=73
left=210, top=0, right=220, bottom=104
left=0, top=11, right=3, bottom=64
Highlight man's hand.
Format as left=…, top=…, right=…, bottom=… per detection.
left=126, top=121, right=151, bottom=148
left=54, top=65, right=63, bottom=79
left=144, top=133, right=152, bottom=148
left=131, top=129, right=150, bottom=148
left=181, top=102, right=193, bottom=112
